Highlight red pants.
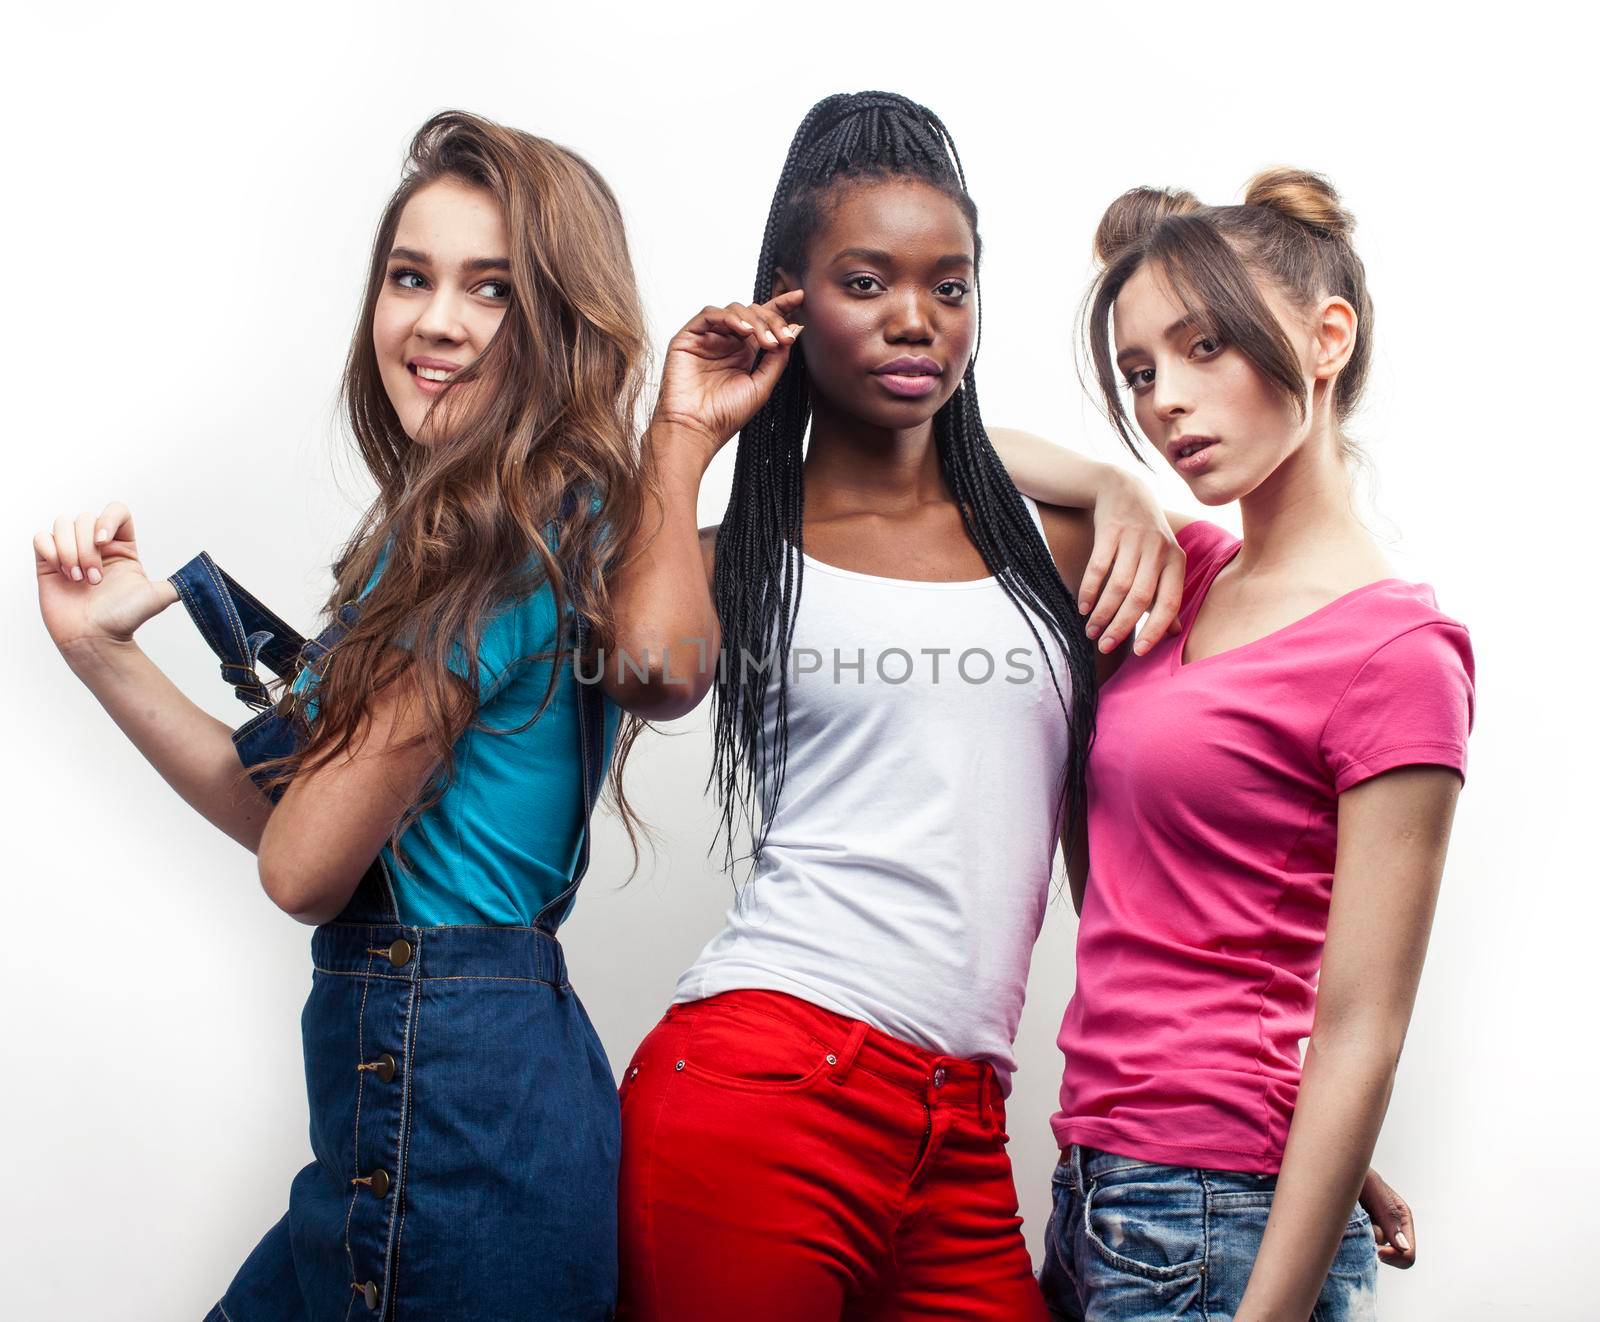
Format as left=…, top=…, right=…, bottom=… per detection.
left=616, top=989, right=1050, bottom=1321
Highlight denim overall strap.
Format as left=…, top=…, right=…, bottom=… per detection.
left=532, top=615, right=606, bottom=935
left=168, top=551, right=309, bottom=707
left=168, top=552, right=357, bottom=801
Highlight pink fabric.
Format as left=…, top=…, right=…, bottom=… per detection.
left=1052, top=520, right=1475, bottom=1172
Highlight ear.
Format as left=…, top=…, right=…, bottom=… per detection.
left=1312, top=295, right=1358, bottom=382
left=771, top=267, right=803, bottom=314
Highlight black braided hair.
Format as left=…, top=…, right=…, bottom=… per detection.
left=710, top=90, right=1098, bottom=875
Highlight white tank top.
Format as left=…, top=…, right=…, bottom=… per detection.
left=674, top=496, right=1073, bottom=1093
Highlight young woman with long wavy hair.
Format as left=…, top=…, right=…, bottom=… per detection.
left=34, top=111, right=649, bottom=1322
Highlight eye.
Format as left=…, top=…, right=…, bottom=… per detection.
left=1123, top=367, right=1156, bottom=393
left=846, top=274, right=885, bottom=294
left=475, top=279, right=511, bottom=302
left=1190, top=335, right=1222, bottom=358
left=389, top=267, right=428, bottom=291
left=935, top=280, right=969, bottom=300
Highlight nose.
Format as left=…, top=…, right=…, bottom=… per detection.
left=884, top=288, right=934, bottom=345
left=1150, top=361, right=1190, bottom=422
left=412, top=285, right=469, bottom=344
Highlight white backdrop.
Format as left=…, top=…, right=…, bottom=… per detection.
left=4, top=4, right=1593, bottom=1318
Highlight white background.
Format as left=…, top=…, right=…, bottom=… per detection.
left=3, top=4, right=1593, bottom=1318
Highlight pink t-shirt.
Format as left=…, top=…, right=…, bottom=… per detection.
left=1052, top=520, right=1475, bottom=1172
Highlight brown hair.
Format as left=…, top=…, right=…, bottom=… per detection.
left=264, top=110, right=650, bottom=861
left=1083, top=167, right=1372, bottom=462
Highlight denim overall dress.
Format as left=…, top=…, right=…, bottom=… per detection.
left=170, top=553, right=621, bottom=1321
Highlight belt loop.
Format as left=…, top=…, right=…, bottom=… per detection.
left=979, top=1066, right=994, bottom=1133
left=829, top=1020, right=869, bottom=1083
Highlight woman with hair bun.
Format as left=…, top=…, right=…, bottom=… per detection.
left=34, top=111, right=651, bottom=1320
left=998, top=169, right=1475, bottom=1320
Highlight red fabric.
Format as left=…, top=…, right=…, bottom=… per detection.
left=617, top=989, right=1049, bottom=1321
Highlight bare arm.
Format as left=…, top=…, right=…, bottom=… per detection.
left=1234, top=766, right=1460, bottom=1321
left=988, top=427, right=1188, bottom=656
left=603, top=424, right=725, bottom=721
left=602, top=292, right=805, bottom=721
left=256, top=668, right=451, bottom=925
left=36, top=502, right=273, bottom=851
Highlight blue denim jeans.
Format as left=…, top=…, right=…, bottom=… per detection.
left=1038, top=1145, right=1378, bottom=1322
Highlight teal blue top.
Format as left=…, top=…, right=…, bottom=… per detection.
left=291, top=550, right=619, bottom=927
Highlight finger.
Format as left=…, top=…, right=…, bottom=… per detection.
left=745, top=301, right=792, bottom=350
left=1134, top=553, right=1186, bottom=655
left=96, top=500, right=134, bottom=550
left=1077, top=536, right=1118, bottom=622
left=748, top=333, right=796, bottom=394
left=1096, top=552, right=1161, bottom=654
left=53, top=515, right=82, bottom=581
left=75, top=512, right=103, bottom=584
left=1085, top=550, right=1137, bottom=640
left=757, top=292, right=805, bottom=343
left=33, top=530, right=61, bottom=574
left=685, top=304, right=764, bottom=352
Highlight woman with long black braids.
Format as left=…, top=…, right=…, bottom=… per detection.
left=605, top=91, right=1183, bottom=1320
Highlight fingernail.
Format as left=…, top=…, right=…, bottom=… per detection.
left=788, top=324, right=803, bottom=336
left=1085, top=624, right=1100, bottom=638
left=764, top=331, right=778, bottom=346
left=87, top=567, right=102, bottom=585
left=94, top=528, right=109, bottom=544
left=1133, top=640, right=1147, bottom=656
left=738, top=319, right=754, bottom=331
left=70, top=566, right=83, bottom=581
left=1395, top=1232, right=1410, bottom=1251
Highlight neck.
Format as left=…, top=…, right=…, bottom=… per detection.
left=802, top=393, right=948, bottom=515
left=1233, top=414, right=1365, bottom=578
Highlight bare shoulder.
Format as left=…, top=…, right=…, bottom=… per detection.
left=1033, top=502, right=1096, bottom=596
left=698, top=524, right=719, bottom=588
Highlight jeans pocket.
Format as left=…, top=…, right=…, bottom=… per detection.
left=1082, top=1169, right=1206, bottom=1281
left=675, top=1001, right=832, bottom=1094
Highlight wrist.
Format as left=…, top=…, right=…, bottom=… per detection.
left=647, top=418, right=721, bottom=479
left=1091, top=461, right=1137, bottom=509
left=60, top=632, right=146, bottom=684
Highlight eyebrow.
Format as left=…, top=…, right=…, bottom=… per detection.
left=1115, top=314, right=1200, bottom=367
left=827, top=246, right=973, bottom=269
left=388, top=246, right=510, bottom=273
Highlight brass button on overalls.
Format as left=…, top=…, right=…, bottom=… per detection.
left=386, top=938, right=413, bottom=968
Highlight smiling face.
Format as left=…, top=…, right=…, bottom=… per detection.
left=779, top=178, right=977, bottom=431
left=1113, top=262, right=1321, bottom=504
left=373, top=176, right=512, bottom=444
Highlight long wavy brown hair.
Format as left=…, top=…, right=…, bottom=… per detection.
left=263, top=110, right=650, bottom=862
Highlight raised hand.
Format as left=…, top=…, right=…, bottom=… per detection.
left=34, top=501, right=178, bottom=657
left=652, top=289, right=805, bottom=457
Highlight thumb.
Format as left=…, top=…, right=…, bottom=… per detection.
left=748, top=337, right=797, bottom=398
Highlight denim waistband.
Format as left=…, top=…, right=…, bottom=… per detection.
left=673, top=988, right=1000, bottom=1113
left=311, top=919, right=569, bottom=986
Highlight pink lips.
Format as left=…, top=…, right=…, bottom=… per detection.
left=1168, top=436, right=1219, bottom=476
left=872, top=356, right=943, bottom=399
left=407, top=357, right=467, bottom=398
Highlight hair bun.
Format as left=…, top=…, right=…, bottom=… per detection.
left=1093, top=186, right=1201, bottom=264
left=1243, top=168, right=1353, bottom=240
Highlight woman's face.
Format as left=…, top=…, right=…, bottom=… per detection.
left=780, top=178, right=976, bottom=430
left=1113, top=262, right=1317, bottom=505
left=373, top=177, right=511, bottom=444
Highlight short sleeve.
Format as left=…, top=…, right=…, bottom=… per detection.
left=443, top=581, right=563, bottom=706
left=1176, top=520, right=1241, bottom=599
left=1319, top=621, right=1476, bottom=793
